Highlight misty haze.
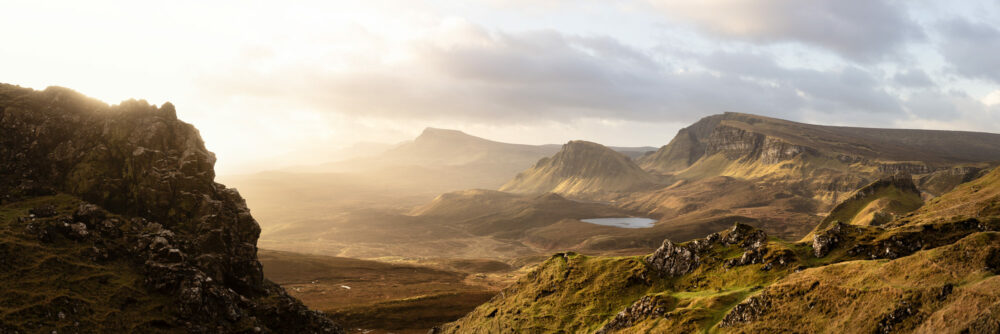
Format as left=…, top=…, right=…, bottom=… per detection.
left=3, top=1, right=1000, bottom=333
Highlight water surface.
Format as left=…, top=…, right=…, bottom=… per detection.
left=580, top=217, right=656, bottom=229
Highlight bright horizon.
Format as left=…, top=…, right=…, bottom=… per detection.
left=4, top=0, right=1000, bottom=175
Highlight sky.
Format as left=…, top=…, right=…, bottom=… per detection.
left=3, top=0, right=1000, bottom=175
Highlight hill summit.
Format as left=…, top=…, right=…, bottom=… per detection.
left=500, top=140, right=658, bottom=196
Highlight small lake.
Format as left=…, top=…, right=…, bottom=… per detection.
left=580, top=217, right=657, bottom=229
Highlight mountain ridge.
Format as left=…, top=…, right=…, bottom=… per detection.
left=641, top=112, right=1000, bottom=174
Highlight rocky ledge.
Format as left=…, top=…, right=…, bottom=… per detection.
left=0, top=84, right=343, bottom=333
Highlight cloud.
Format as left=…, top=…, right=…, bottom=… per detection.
left=896, top=90, right=1000, bottom=133
left=699, top=52, right=903, bottom=115
left=198, top=23, right=921, bottom=128
left=938, top=18, right=1000, bottom=84
left=893, top=69, right=935, bottom=88
left=984, top=90, right=1000, bottom=106
left=647, top=0, right=925, bottom=62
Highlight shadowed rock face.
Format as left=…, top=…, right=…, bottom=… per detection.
left=0, top=84, right=342, bottom=333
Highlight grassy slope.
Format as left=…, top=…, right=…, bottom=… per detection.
left=894, top=167, right=1000, bottom=226
left=442, top=224, right=1000, bottom=333
left=440, top=168, right=1000, bottom=333
left=803, top=179, right=924, bottom=241
left=723, top=232, right=1000, bottom=333
left=440, top=235, right=802, bottom=333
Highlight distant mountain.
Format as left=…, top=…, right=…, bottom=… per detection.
left=640, top=112, right=1000, bottom=174
left=379, top=127, right=560, bottom=167
left=490, top=112, right=1000, bottom=243
left=291, top=127, right=561, bottom=174
left=500, top=140, right=659, bottom=196
left=635, top=112, right=1000, bottom=207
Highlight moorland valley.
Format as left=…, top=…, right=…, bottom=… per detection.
left=4, top=84, right=1000, bottom=333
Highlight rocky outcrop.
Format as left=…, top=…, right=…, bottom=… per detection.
left=0, top=84, right=343, bottom=332
left=811, top=218, right=1000, bottom=260
left=718, top=294, right=772, bottom=328
left=812, top=222, right=845, bottom=258
left=646, top=239, right=704, bottom=277
left=875, top=300, right=920, bottom=334
left=593, top=295, right=672, bottom=334
left=646, top=223, right=768, bottom=276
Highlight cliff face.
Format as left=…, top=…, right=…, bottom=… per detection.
left=632, top=113, right=999, bottom=222
left=641, top=112, right=1000, bottom=177
left=639, top=114, right=816, bottom=173
left=499, top=140, right=658, bottom=196
left=0, top=84, right=342, bottom=333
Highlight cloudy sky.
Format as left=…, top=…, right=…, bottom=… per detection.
left=4, top=0, right=1000, bottom=174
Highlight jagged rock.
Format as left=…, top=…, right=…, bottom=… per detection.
left=812, top=222, right=845, bottom=257
left=646, top=240, right=701, bottom=277
left=875, top=300, right=919, bottom=334
left=723, top=223, right=768, bottom=250
left=718, top=294, right=772, bottom=327
left=594, top=295, right=672, bottom=334
left=0, top=85, right=344, bottom=333
left=844, top=219, right=998, bottom=260
left=725, top=247, right=766, bottom=268
left=648, top=223, right=768, bottom=276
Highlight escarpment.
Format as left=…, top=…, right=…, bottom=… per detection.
left=0, top=84, right=343, bottom=333
left=638, top=113, right=1000, bottom=194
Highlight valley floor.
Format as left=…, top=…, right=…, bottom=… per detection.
left=257, top=249, right=523, bottom=333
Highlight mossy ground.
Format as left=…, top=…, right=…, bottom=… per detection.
left=441, top=213, right=1000, bottom=333
left=0, top=195, right=178, bottom=333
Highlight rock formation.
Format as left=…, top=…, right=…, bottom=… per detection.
left=0, top=84, right=343, bottom=333
left=646, top=223, right=769, bottom=277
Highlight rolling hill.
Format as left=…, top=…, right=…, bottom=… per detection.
left=438, top=166, right=1000, bottom=333
left=500, top=140, right=660, bottom=197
